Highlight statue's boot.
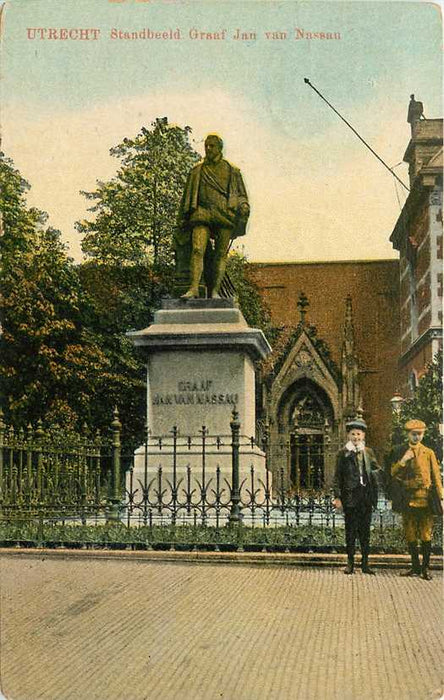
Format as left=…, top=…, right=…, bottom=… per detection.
left=361, top=551, right=376, bottom=575
left=210, top=258, right=227, bottom=299
left=421, top=541, right=433, bottom=580
left=400, top=542, right=421, bottom=576
left=344, top=554, right=354, bottom=575
left=181, top=288, right=199, bottom=299
left=181, top=250, right=204, bottom=299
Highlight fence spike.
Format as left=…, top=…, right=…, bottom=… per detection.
left=35, top=420, right=44, bottom=442
left=111, top=407, right=121, bottom=431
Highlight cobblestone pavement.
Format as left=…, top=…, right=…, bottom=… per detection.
left=0, top=555, right=442, bottom=700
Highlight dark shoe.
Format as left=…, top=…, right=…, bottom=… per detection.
left=344, top=557, right=354, bottom=574
left=400, top=568, right=420, bottom=577
left=421, top=541, right=432, bottom=580
left=361, top=552, right=375, bottom=575
left=400, top=542, right=421, bottom=576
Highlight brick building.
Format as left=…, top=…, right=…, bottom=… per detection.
left=389, top=116, right=443, bottom=395
left=249, top=260, right=400, bottom=484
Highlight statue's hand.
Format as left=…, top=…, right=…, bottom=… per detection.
left=239, top=203, right=250, bottom=218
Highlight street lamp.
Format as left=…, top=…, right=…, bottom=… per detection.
left=390, top=391, right=404, bottom=414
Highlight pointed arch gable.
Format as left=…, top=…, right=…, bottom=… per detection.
left=277, top=378, right=334, bottom=432
left=268, top=329, right=340, bottom=425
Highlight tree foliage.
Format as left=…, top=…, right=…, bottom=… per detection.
left=226, top=252, right=272, bottom=334
left=0, top=153, right=144, bottom=448
left=1, top=154, right=99, bottom=427
left=77, top=117, right=200, bottom=270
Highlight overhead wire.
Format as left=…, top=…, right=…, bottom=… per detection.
left=304, top=78, right=410, bottom=192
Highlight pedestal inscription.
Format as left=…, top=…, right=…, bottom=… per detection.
left=127, top=298, right=272, bottom=505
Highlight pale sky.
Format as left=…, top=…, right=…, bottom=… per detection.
left=1, top=0, right=442, bottom=263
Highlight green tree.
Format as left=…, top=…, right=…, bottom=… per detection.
left=0, top=153, right=134, bottom=442
left=78, top=261, right=166, bottom=449
left=226, top=252, right=273, bottom=335
left=77, top=117, right=200, bottom=271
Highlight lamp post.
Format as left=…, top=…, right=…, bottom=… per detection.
left=390, top=391, right=404, bottom=414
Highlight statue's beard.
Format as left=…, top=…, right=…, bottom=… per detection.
left=205, top=153, right=222, bottom=164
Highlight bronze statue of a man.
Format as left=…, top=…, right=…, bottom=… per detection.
left=175, top=134, right=250, bottom=298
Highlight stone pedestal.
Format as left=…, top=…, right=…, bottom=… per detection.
left=127, top=298, right=272, bottom=506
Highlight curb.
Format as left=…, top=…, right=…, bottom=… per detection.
left=0, top=547, right=442, bottom=569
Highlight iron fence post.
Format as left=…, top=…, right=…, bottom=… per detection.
left=26, top=424, right=33, bottom=501
left=200, top=425, right=207, bottom=523
left=144, top=420, right=149, bottom=490
left=142, top=422, right=149, bottom=525
left=35, top=420, right=44, bottom=503
left=107, top=407, right=122, bottom=523
left=171, top=425, right=178, bottom=526
left=0, top=409, right=4, bottom=508
left=94, top=429, right=101, bottom=511
left=262, top=422, right=271, bottom=525
left=228, top=408, right=242, bottom=525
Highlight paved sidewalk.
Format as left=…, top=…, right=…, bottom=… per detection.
left=0, top=555, right=442, bottom=700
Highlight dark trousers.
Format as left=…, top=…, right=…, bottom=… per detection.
left=344, top=501, right=372, bottom=558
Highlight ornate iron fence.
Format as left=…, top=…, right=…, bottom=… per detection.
left=0, top=408, right=441, bottom=552
left=0, top=409, right=116, bottom=521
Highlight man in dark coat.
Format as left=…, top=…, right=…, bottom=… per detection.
left=175, top=134, right=250, bottom=298
left=334, top=419, right=380, bottom=575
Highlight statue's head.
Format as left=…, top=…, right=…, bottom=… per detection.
left=205, top=134, right=223, bottom=162
left=405, top=419, right=426, bottom=445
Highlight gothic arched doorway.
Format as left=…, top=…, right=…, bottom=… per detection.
left=278, top=379, right=335, bottom=491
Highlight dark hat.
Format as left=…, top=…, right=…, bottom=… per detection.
left=346, top=419, right=367, bottom=432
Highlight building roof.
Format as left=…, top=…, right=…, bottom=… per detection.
left=251, top=258, right=397, bottom=267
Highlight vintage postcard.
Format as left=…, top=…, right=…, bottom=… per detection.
left=0, top=0, right=442, bottom=698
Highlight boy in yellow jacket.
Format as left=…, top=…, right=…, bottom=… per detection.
left=391, top=419, right=443, bottom=580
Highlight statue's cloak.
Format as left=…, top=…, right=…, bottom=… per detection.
left=175, top=160, right=249, bottom=247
